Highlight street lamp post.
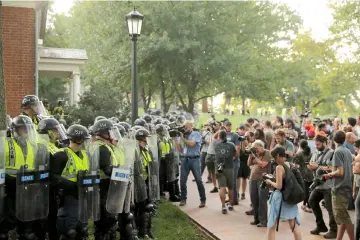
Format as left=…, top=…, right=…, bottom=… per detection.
left=126, top=8, right=144, bottom=125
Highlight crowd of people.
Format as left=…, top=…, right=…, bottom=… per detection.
left=2, top=94, right=360, bottom=240
left=196, top=114, right=360, bottom=240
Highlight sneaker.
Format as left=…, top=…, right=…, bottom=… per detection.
left=228, top=205, right=234, bottom=211
left=257, top=223, right=267, bottom=228
left=222, top=207, right=227, bottom=214
left=179, top=200, right=186, bottom=206
left=250, top=221, right=259, bottom=225
left=210, top=187, right=218, bottom=193
left=199, top=201, right=206, bottom=208
left=241, top=193, right=245, bottom=200
left=310, top=227, right=328, bottom=235
left=323, top=231, right=337, bottom=239
left=245, top=209, right=254, bottom=215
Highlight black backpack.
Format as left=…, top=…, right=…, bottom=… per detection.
left=282, top=163, right=305, bottom=205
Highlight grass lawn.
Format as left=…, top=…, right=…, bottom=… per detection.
left=88, top=200, right=210, bottom=240
left=196, top=113, right=269, bottom=129
left=153, top=200, right=210, bottom=240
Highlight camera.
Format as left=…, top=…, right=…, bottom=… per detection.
left=309, top=168, right=330, bottom=191
left=238, top=135, right=247, bottom=142
left=169, top=125, right=186, bottom=138
left=260, top=173, right=276, bottom=188
left=244, top=147, right=256, bottom=155
left=300, top=109, right=311, bottom=118
left=217, top=162, right=224, bottom=173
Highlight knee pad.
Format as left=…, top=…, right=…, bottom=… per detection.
left=127, top=212, right=134, bottom=222
left=66, top=229, right=77, bottom=240
left=23, top=233, right=37, bottom=240
left=145, top=204, right=154, bottom=212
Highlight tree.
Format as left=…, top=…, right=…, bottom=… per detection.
left=0, top=1, right=7, bottom=130
left=38, top=77, right=68, bottom=104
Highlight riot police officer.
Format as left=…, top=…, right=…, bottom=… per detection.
left=156, top=124, right=180, bottom=202
left=92, top=119, right=123, bottom=240
left=1, top=115, right=49, bottom=240
left=52, top=124, right=96, bottom=240
left=38, top=117, right=67, bottom=240
left=133, top=129, right=157, bottom=239
left=21, top=95, right=45, bottom=130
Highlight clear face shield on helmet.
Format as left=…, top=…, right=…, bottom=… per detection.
left=109, top=127, right=122, bottom=144
left=52, top=124, right=67, bottom=141
left=13, top=124, right=38, bottom=144
left=31, top=101, right=48, bottom=116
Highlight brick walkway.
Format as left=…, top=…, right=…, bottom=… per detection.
left=176, top=170, right=355, bottom=240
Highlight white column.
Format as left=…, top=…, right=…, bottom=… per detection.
left=72, top=72, right=81, bottom=104
left=68, top=80, right=74, bottom=106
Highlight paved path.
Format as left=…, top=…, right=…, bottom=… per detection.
left=175, top=170, right=355, bottom=240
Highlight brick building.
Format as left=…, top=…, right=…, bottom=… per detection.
left=2, top=1, right=47, bottom=116
left=2, top=1, right=87, bottom=117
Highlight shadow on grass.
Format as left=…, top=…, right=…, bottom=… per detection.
left=153, top=200, right=211, bottom=240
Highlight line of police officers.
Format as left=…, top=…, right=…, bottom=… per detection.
left=0, top=95, right=184, bottom=240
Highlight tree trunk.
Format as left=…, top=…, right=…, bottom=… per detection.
left=160, top=80, right=167, bottom=113
left=202, top=98, right=208, bottom=113
left=0, top=1, right=7, bottom=130
left=141, top=87, right=147, bottom=112
left=241, top=97, right=246, bottom=115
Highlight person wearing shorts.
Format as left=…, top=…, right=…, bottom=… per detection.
left=206, top=151, right=217, bottom=193
left=324, top=130, right=354, bottom=240
left=213, top=130, right=238, bottom=214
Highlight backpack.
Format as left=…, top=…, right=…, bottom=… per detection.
left=282, top=163, right=305, bottom=205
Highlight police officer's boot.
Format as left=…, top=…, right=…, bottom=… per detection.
left=59, top=229, right=77, bottom=240
left=174, top=178, right=180, bottom=197
left=7, top=229, right=19, bottom=240
left=23, top=232, right=37, bottom=240
left=137, top=213, right=149, bottom=239
left=79, top=227, right=89, bottom=240
left=146, top=213, right=153, bottom=239
left=168, top=181, right=180, bottom=202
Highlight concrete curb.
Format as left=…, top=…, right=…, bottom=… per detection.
left=188, top=216, right=220, bottom=240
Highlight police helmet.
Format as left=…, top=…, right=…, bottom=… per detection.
left=38, top=118, right=67, bottom=140
left=135, top=128, right=150, bottom=141
left=155, top=124, right=167, bottom=135
left=162, top=119, right=170, bottom=126
left=142, top=114, right=153, bottom=124
left=169, top=116, right=176, bottom=122
left=92, top=119, right=114, bottom=135
left=109, top=117, right=120, bottom=124
left=21, top=95, right=40, bottom=108
left=134, top=118, right=147, bottom=127
left=114, top=124, right=127, bottom=137
left=88, top=125, right=94, bottom=136
left=11, top=115, right=37, bottom=141
left=119, top=122, right=131, bottom=133
left=66, top=124, right=90, bottom=142
left=94, top=116, right=107, bottom=123
left=154, top=109, right=162, bottom=116
left=153, top=118, right=163, bottom=125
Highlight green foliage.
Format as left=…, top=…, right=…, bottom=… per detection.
left=44, top=1, right=360, bottom=118
left=38, top=77, right=67, bottom=105
left=65, top=82, right=130, bottom=127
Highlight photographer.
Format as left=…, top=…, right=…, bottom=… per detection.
left=307, top=133, right=337, bottom=238
left=324, top=130, right=354, bottom=240
left=247, top=140, right=271, bottom=227
left=266, top=146, right=301, bottom=240
left=274, top=129, right=295, bottom=163
left=237, top=126, right=251, bottom=200
left=214, top=130, right=238, bottom=214
left=200, top=121, right=215, bottom=183
left=177, top=120, right=206, bottom=208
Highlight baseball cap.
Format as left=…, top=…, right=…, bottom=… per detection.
left=224, top=121, right=232, bottom=126
left=239, top=124, right=246, bottom=130
left=308, top=130, right=315, bottom=138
